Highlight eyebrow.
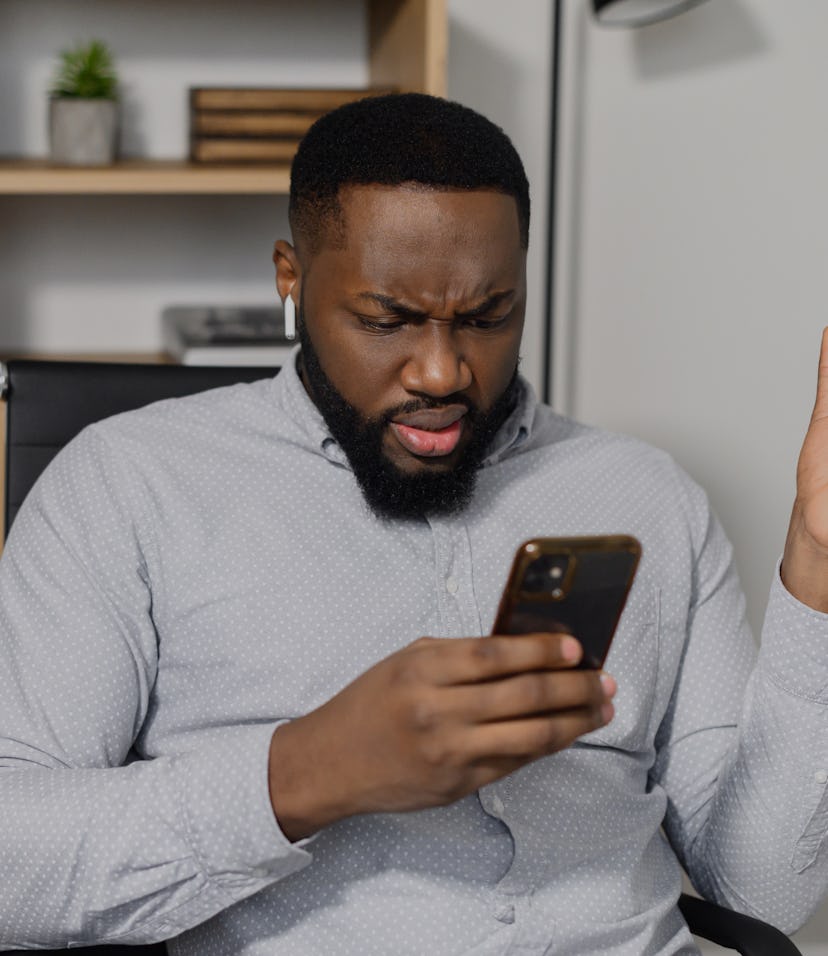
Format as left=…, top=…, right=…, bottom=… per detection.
left=354, top=290, right=516, bottom=319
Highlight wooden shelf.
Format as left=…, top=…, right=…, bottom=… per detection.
left=0, top=0, right=446, bottom=198
left=369, top=0, right=446, bottom=95
left=0, top=351, right=168, bottom=363
left=0, top=159, right=292, bottom=195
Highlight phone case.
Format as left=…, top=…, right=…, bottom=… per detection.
left=492, top=535, right=641, bottom=669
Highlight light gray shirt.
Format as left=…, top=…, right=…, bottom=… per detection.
left=2, top=353, right=828, bottom=954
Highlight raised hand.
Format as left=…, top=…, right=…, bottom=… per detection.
left=267, top=633, right=615, bottom=841
left=782, top=326, right=828, bottom=611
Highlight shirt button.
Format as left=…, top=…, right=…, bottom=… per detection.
left=445, top=575, right=459, bottom=595
left=815, top=770, right=828, bottom=785
left=495, top=903, right=515, bottom=924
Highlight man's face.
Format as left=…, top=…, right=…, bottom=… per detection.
left=276, top=184, right=527, bottom=518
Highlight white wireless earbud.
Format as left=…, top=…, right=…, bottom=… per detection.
left=284, top=295, right=296, bottom=340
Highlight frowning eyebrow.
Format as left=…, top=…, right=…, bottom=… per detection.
left=455, top=291, right=516, bottom=318
left=354, top=290, right=516, bottom=318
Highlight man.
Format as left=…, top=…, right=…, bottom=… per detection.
left=2, top=93, right=828, bottom=954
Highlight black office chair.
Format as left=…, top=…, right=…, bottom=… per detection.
left=1, top=359, right=279, bottom=537
left=0, top=359, right=803, bottom=956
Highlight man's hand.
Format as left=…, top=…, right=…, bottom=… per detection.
left=268, top=633, right=615, bottom=841
left=782, top=326, right=828, bottom=611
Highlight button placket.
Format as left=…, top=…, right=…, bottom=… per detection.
left=428, top=519, right=464, bottom=635
left=449, top=520, right=484, bottom=637
left=428, top=517, right=483, bottom=637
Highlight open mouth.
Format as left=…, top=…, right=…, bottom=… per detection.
left=388, top=418, right=464, bottom=457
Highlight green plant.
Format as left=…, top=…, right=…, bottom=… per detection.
left=51, top=40, right=118, bottom=99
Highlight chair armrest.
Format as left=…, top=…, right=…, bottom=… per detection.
left=679, top=892, right=802, bottom=955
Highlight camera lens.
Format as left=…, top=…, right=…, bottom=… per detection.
left=521, top=554, right=570, bottom=595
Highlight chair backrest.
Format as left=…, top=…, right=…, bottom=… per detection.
left=2, top=360, right=279, bottom=538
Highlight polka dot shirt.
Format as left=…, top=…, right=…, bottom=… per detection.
left=2, top=354, right=828, bottom=954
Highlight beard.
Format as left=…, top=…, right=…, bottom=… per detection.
left=298, top=312, right=521, bottom=521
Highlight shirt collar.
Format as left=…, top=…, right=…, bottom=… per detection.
left=278, top=346, right=347, bottom=464
left=480, top=376, right=536, bottom=466
left=277, top=346, right=538, bottom=470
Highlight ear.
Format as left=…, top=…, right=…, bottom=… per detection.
left=273, top=240, right=302, bottom=306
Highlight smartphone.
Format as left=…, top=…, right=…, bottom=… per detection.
left=492, top=535, right=641, bottom=670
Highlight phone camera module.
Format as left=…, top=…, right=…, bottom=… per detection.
left=521, top=555, right=571, bottom=596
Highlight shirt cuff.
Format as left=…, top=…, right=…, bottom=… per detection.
left=759, top=559, right=828, bottom=704
left=171, top=721, right=314, bottom=895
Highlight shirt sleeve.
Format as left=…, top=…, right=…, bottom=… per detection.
left=651, top=468, right=828, bottom=935
left=0, top=426, right=312, bottom=949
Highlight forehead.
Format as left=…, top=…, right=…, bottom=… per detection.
left=340, top=183, right=519, bottom=248
left=308, top=184, right=525, bottom=299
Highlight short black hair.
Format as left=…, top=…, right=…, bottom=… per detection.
left=289, top=92, right=530, bottom=255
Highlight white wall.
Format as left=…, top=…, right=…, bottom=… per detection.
left=552, top=1, right=828, bottom=951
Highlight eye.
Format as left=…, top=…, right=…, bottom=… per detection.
left=463, top=315, right=510, bottom=331
left=357, top=315, right=408, bottom=333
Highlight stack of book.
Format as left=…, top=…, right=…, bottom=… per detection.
left=162, top=306, right=296, bottom=366
left=189, top=87, right=395, bottom=164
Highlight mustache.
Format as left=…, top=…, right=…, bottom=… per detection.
left=382, top=395, right=475, bottom=421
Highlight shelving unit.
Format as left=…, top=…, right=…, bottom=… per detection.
left=0, top=0, right=446, bottom=197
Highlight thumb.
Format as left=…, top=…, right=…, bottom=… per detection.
left=797, top=326, right=828, bottom=501
left=810, top=326, right=828, bottom=426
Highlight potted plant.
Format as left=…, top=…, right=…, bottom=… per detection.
left=49, top=40, right=119, bottom=165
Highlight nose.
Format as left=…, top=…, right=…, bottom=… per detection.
left=400, top=322, right=473, bottom=398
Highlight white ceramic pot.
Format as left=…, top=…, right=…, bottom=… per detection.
left=49, top=98, right=118, bottom=165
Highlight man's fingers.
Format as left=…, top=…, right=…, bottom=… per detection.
left=811, top=326, right=828, bottom=425
left=449, top=668, right=612, bottom=723
left=466, top=704, right=614, bottom=763
left=414, top=633, right=584, bottom=687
